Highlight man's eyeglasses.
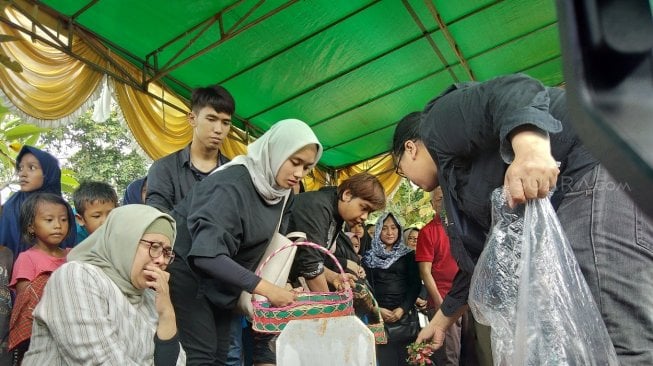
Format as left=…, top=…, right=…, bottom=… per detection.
left=394, top=151, right=406, bottom=178
left=139, top=239, right=175, bottom=264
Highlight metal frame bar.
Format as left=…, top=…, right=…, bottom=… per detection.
left=0, top=14, right=189, bottom=114
left=8, top=1, right=67, bottom=49
left=155, top=16, right=220, bottom=75
left=216, top=0, right=381, bottom=86
left=70, top=0, right=100, bottom=20
left=145, top=0, right=247, bottom=56
left=146, top=0, right=299, bottom=85
left=402, top=0, right=460, bottom=82
left=225, top=0, right=264, bottom=35
left=423, top=0, right=475, bottom=80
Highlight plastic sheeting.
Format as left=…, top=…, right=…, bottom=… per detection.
left=469, top=188, right=618, bottom=366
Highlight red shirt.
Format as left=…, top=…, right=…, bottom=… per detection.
left=415, top=216, right=458, bottom=302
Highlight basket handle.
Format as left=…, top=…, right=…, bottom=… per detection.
left=255, top=240, right=349, bottom=283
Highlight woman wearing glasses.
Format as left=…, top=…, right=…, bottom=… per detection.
left=22, top=205, right=185, bottom=366
left=403, top=227, right=419, bottom=250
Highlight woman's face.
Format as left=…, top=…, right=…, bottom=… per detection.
left=350, top=223, right=365, bottom=238
left=380, top=216, right=399, bottom=246
left=405, top=229, right=419, bottom=250
left=130, top=233, right=172, bottom=290
left=395, top=140, right=439, bottom=192
left=275, top=145, right=318, bottom=189
left=17, top=153, right=45, bottom=192
left=350, top=235, right=361, bottom=253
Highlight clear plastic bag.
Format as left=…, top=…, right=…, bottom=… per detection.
left=468, top=188, right=618, bottom=365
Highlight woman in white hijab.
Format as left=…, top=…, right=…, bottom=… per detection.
left=167, top=119, right=323, bottom=365
left=23, top=204, right=186, bottom=365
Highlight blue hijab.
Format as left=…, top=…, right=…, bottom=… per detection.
left=362, top=212, right=412, bottom=269
left=122, top=177, right=146, bottom=205
left=0, top=146, right=76, bottom=257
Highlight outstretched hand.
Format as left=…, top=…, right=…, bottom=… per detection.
left=331, top=273, right=357, bottom=291
left=255, top=280, right=296, bottom=307
left=415, top=322, right=446, bottom=349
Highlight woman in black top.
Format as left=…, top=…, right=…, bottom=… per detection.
left=167, top=119, right=323, bottom=365
left=364, top=212, right=421, bottom=366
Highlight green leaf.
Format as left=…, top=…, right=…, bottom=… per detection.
left=60, top=171, right=79, bottom=194
left=24, top=133, right=40, bottom=146
left=4, top=124, right=50, bottom=139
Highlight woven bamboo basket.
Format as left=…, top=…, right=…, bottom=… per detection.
left=251, top=241, right=354, bottom=333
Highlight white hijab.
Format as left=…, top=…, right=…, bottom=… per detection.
left=217, top=119, right=323, bottom=204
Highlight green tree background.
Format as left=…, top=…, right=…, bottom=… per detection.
left=39, top=109, right=149, bottom=199
left=4, top=101, right=430, bottom=224
left=368, top=179, right=434, bottom=229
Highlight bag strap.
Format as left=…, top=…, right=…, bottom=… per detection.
left=274, top=193, right=290, bottom=234
left=286, top=231, right=307, bottom=241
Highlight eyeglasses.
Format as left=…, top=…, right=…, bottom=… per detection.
left=139, top=239, right=175, bottom=264
left=394, top=151, right=406, bottom=178
left=407, top=236, right=418, bottom=242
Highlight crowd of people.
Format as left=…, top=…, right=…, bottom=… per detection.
left=0, top=74, right=651, bottom=366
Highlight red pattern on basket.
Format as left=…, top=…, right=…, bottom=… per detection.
left=251, top=241, right=355, bottom=334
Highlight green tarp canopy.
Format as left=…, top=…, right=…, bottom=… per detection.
left=24, top=0, right=564, bottom=170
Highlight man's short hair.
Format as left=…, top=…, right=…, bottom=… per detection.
left=73, top=181, right=118, bottom=215
left=191, top=85, right=235, bottom=116
left=337, top=172, right=386, bottom=211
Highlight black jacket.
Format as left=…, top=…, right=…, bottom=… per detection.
left=421, top=74, right=598, bottom=316
left=288, top=187, right=343, bottom=279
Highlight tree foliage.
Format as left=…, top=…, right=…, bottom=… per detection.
left=40, top=109, right=149, bottom=199
left=368, top=179, right=434, bottom=229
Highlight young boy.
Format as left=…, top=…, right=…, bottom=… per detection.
left=72, top=181, right=118, bottom=243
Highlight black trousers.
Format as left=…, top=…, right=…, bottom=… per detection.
left=168, top=257, right=232, bottom=366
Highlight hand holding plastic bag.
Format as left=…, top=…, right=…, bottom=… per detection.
left=468, top=188, right=618, bottom=365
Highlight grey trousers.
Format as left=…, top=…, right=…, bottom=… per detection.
left=557, top=164, right=653, bottom=365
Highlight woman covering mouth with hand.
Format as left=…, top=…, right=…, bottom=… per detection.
left=22, top=204, right=185, bottom=365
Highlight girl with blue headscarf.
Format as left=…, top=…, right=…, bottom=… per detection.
left=363, top=212, right=421, bottom=366
left=0, top=146, right=76, bottom=258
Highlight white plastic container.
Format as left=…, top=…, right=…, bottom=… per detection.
left=276, top=316, right=376, bottom=366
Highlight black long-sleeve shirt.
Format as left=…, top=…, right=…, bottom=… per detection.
left=365, top=252, right=421, bottom=314
left=170, top=165, right=292, bottom=309
left=421, top=74, right=598, bottom=316
left=146, top=144, right=229, bottom=213
left=288, top=187, right=343, bottom=279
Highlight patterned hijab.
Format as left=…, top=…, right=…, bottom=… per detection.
left=67, top=205, right=176, bottom=304
left=217, top=119, right=323, bottom=205
left=362, top=212, right=412, bottom=269
left=0, top=146, right=74, bottom=256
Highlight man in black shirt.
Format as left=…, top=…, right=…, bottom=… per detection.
left=289, top=173, right=386, bottom=292
left=393, top=74, right=653, bottom=365
left=146, top=85, right=234, bottom=213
